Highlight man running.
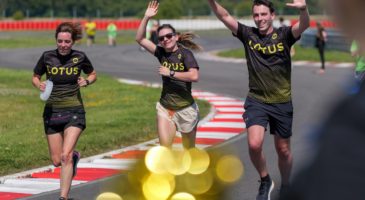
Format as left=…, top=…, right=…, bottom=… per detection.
left=207, top=0, right=309, bottom=199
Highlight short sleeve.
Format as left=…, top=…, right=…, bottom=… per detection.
left=233, top=22, right=249, bottom=43
left=183, top=49, right=199, bottom=70
left=33, top=53, right=46, bottom=76
left=154, top=46, right=164, bottom=59
left=285, top=26, right=301, bottom=47
left=81, top=54, right=94, bottom=74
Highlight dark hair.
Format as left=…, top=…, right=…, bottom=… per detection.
left=55, top=22, right=82, bottom=41
left=253, top=0, right=275, bottom=14
left=157, top=24, right=202, bottom=51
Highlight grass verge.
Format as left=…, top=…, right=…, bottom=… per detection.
left=0, top=30, right=136, bottom=48
left=0, top=68, right=210, bottom=176
left=217, top=45, right=354, bottom=63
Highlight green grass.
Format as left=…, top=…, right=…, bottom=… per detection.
left=0, top=68, right=210, bottom=176
left=217, top=45, right=354, bottom=63
left=0, top=30, right=136, bottom=48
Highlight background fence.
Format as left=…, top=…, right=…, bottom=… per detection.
left=0, top=19, right=349, bottom=51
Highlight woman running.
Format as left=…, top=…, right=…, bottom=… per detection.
left=136, top=0, right=202, bottom=149
left=32, top=22, right=97, bottom=200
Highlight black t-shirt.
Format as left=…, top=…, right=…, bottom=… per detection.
left=234, top=22, right=299, bottom=103
left=154, top=45, right=199, bottom=110
left=34, top=49, right=94, bottom=109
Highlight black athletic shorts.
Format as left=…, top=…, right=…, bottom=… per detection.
left=43, top=106, right=86, bottom=135
left=243, top=96, right=293, bottom=138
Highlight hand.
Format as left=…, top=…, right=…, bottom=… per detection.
left=158, top=66, right=170, bottom=77
left=39, top=81, right=46, bottom=92
left=78, top=77, right=88, bottom=87
left=145, top=1, right=159, bottom=18
left=286, top=0, right=307, bottom=10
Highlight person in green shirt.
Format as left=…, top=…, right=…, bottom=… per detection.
left=350, top=40, right=365, bottom=82
left=107, top=22, right=117, bottom=47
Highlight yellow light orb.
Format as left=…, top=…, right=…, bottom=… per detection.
left=182, top=171, right=214, bottom=194
left=142, top=173, right=175, bottom=200
left=170, top=192, right=195, bottom=200
left=96, top=192, right=123, bottom=200
left=187, top=148, right=210, bottom=175
left=215, top=155, right=244, bottom=183
left=145, top=146, right=171, bottom=174
left=166, top=149, right=192, bottom=175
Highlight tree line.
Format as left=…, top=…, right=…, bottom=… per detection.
left=0, top=0, right=325, bottom=20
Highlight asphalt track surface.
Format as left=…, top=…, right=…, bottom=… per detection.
left=0, top=31, right=354, bottom=199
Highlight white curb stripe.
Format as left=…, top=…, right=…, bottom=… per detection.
left=77, top=163, right=130, bottom=170
left=214, top=114, right=243, bottom=119
left=215, top=107, right=245, bottom=112
left=196, top=132, right=238, bottom=139
left=210, top=101, right=244, bottom=106
left=200, top=96, right=236, bottom=101
left=192, top=91, right=217, bottom=97
left=200, top=122, right=246, bottom=128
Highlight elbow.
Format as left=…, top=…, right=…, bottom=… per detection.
left=135, top=38, right=142, bottom=44
left=191, top=74, right=199, bottom=82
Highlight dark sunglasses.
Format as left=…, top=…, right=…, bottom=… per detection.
left=158, top=33, right=175, bottom=42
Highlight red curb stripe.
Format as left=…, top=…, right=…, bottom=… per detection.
left=111, top=150, right=147, bottom=159
left=174, top=137, right=225, bottom=145
left=198, top=127, right=245, bottom=133
left=32, top=168, right=120, bottom=181
left=0, top=192, right=32, bottom=200
left=210, top=118, right=244, bottom=122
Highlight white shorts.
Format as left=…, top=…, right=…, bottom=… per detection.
left=156, top=102, right=199, bottom=133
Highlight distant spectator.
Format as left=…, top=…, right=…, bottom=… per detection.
left=350, top=40, right=365, bottom=82
left=84, top=18, right=96, bottom=47
left=107, top=22, right=118, bottom=47
left=315, top=21, right=327, bottom=74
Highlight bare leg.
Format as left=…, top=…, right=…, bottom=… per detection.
left=46, top=133, right=63, bottom=167
left=157, top=114, right=176, bottom=148
left=59, top=127, right=82, bottom=198
left=247, top=125, right=268, bottom=178
left=274, top=135, right=292, bottom=185
left=181, top=126, right=197, bottom=149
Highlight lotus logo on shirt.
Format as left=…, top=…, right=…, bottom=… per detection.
left=46, top=65, right=80, bottom=75
left=72, top=57, right=79, bottom=64
left=272, top=33, right=278, bottom=40
left=248, top=40, right=284, bottom=54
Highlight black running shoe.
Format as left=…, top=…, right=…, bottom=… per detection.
left=256, top=178, right=275, bottom=200
left=72, top=151, right=80, bottom=178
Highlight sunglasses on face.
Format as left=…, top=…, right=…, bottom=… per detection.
left=158, top=33, right=175, bottom=42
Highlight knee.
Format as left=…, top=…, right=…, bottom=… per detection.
left=277, top=146, right=291, bottom=160
left=248, top=141, right=263, bottom=153
left=51, top=156, right=61, bottom=167
left=61, top=152, right=73, bottom=165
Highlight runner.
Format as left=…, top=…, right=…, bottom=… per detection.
left=84, top=18, right=96, bottom=47
left=206, top=0, right=309, bottom=199
left=32, top=22, right=97, bottom=200
left=350, top=40, right=365, bottom=82
left=136, top=0, right=202, bottom=149
left=107, top=21, right=117, bottom=47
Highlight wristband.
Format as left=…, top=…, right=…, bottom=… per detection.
left=85, top=79, right=90, bottom=86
